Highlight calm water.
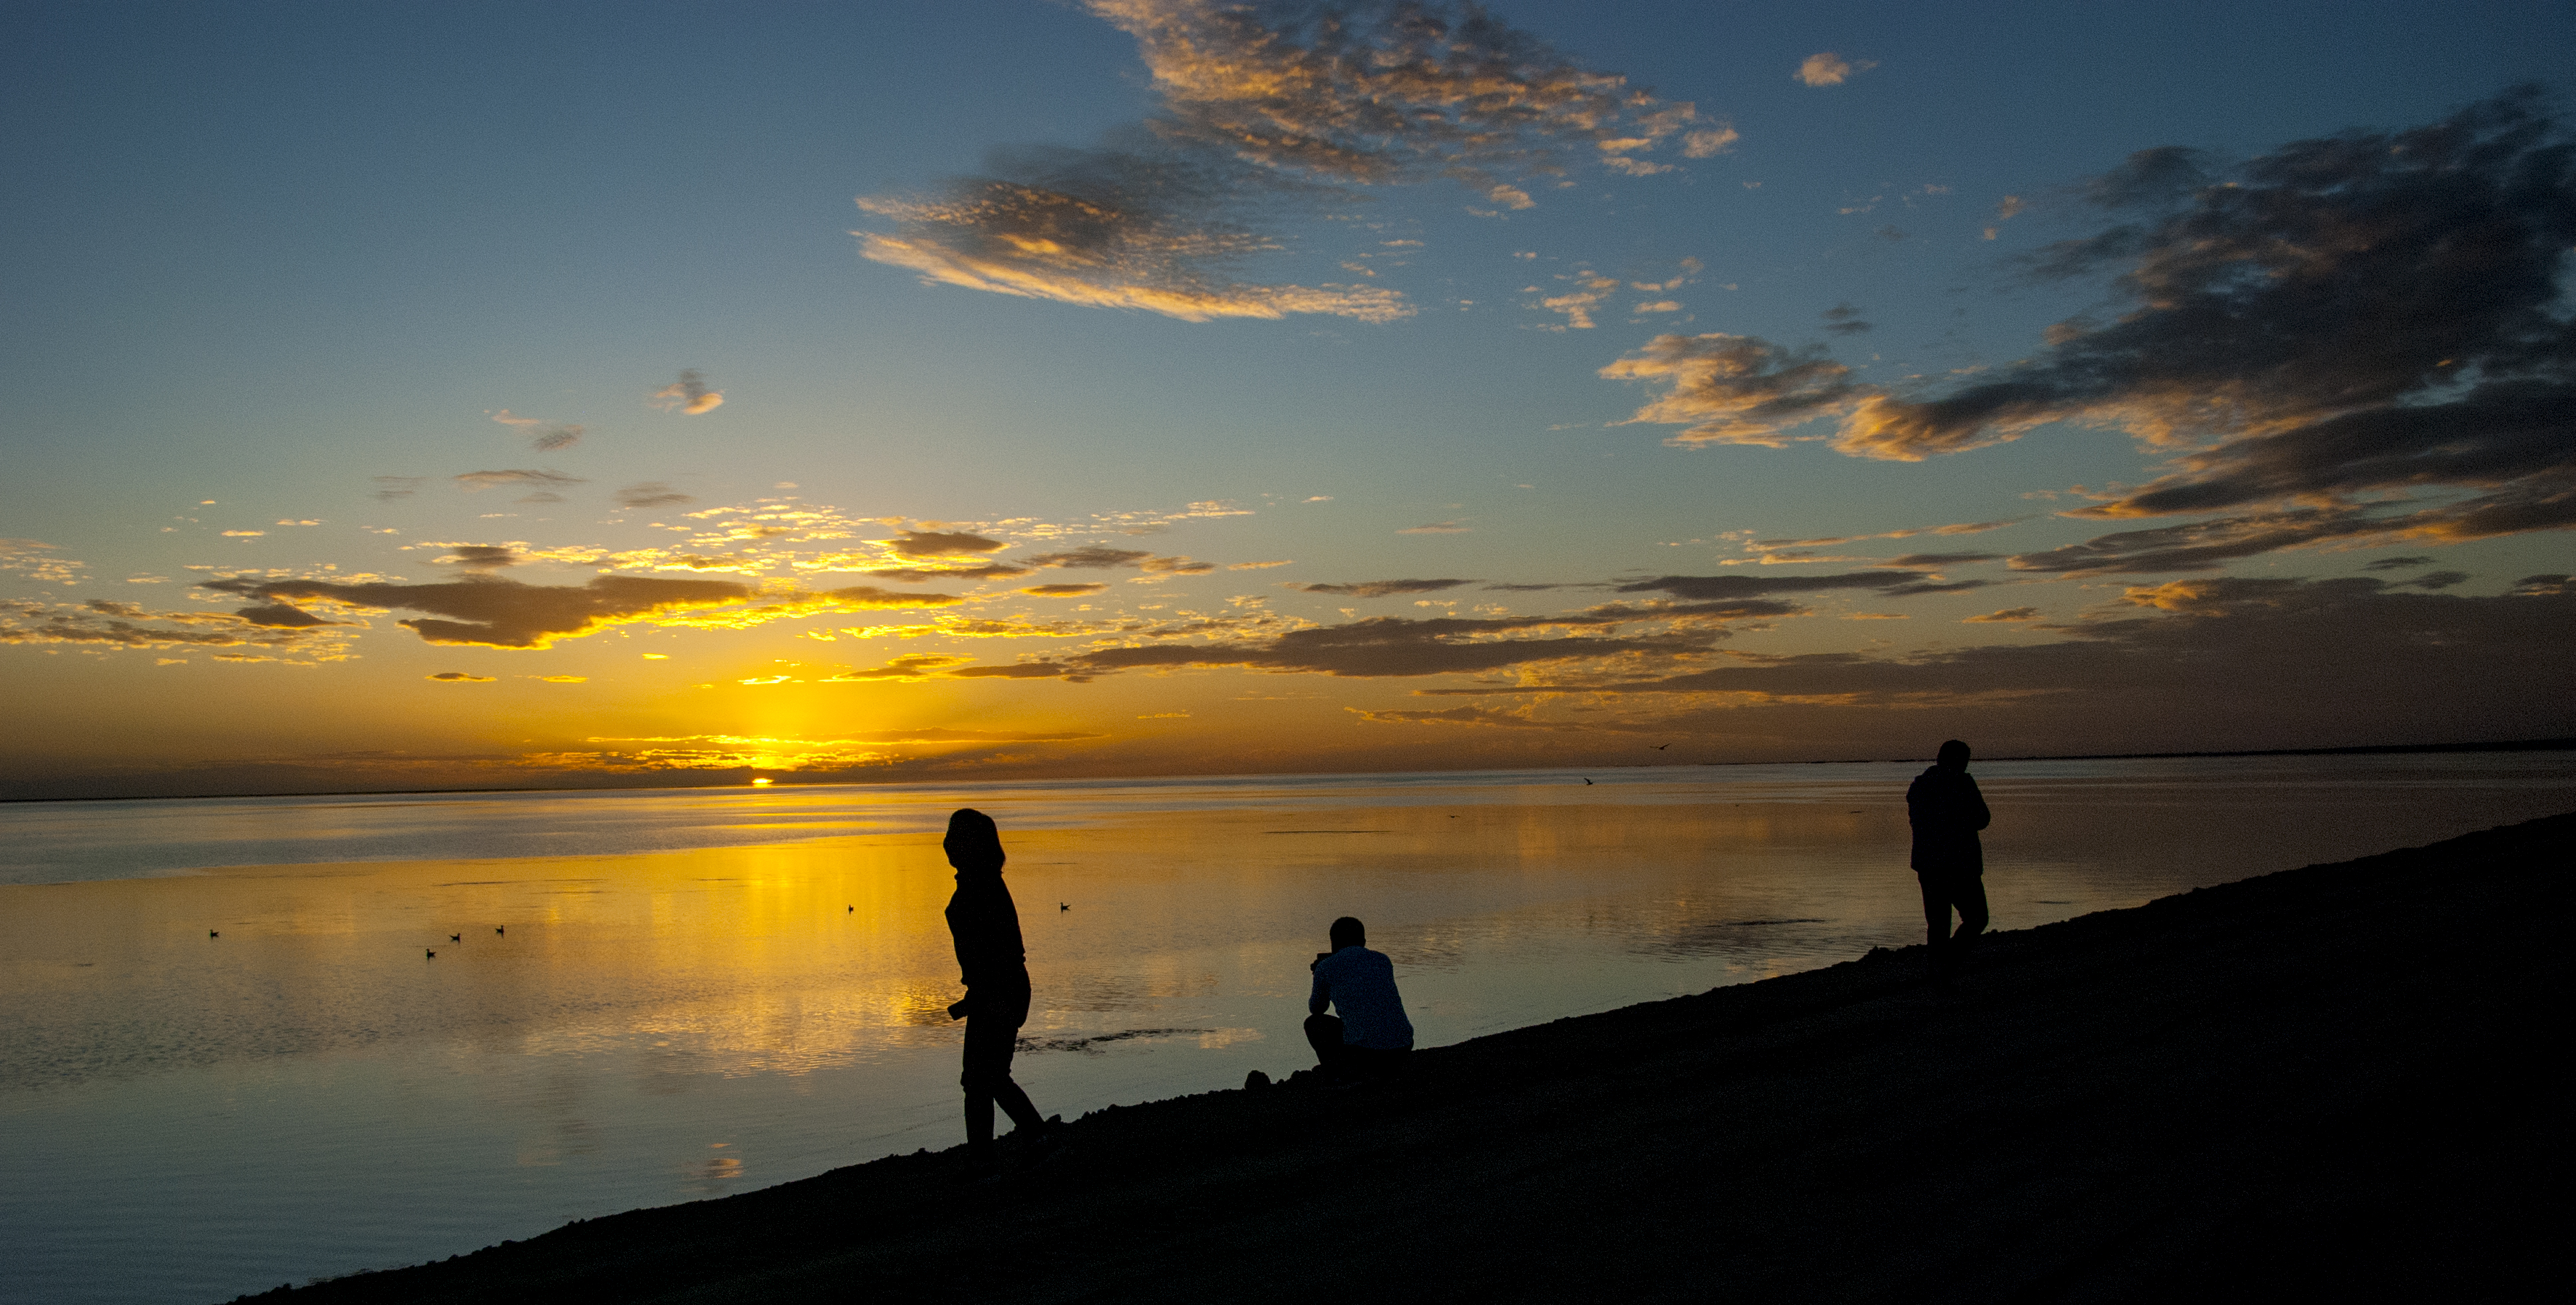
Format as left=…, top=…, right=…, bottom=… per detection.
left=3, top=756, right=2570, bottom=1304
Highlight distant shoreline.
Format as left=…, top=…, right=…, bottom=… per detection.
left=8, top=735, right=2571, bottom=805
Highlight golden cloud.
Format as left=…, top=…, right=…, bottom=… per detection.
left=0, top=597, right=352, bottom=660
left=202, top=575, right=963, bottom=649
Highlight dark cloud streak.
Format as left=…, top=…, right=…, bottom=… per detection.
left=1297, top=578, right=1477, bottom=598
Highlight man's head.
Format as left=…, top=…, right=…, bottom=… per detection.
left=943, top=807, right=1004, bottom=873
left=1937, top=739, right=1971, bottom=770
left=1329, top=916, right=1366, bottom=950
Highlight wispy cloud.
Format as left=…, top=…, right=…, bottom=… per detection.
left=1880, top=552, right=2002, bottom=569
left=0, top=597, right=351, bottom=660
left=863, top=563, right=1032, bottom=583
left=1359, top=578, right=2573, bottom=760
left=1296, top=578, right=1476, bottom=598
left=859, top=2, right=1711, bottom=324
left=1025, top=545, right=1152, bottom=569
left=648, top=370, right=724, bottom=415
left=200, top=575, right=963, bottom=649
left=424, top=543, right=520, bottom=570
left=885, top=529, right=1009, bottom=558
left=1609, top=92, right=2576, bottom=570
left=490, top=409, right=583, bottom=451
left=615, top=482, right=695, bottom=509
left=1589, top=580, right=2571, bottom=722
left=1601, top=333, right=1858, bottom=447
left=426, top=672, right=495, bottom=682
left=1681, top=125, right=1739, bottom=158
left=858, top=140, right=1409, bottom=324
left=1018, top=545, right=1216, bottom=579
left=949, top=610, right=1723, bottom=682
left=1535, top=270, right=1620, bottom=329
left=821, top=654, right=972, bottom=681
left=1796, top=53, right=1875, bottom=86
left=1613, top=569, right=1969, bottom=602
left=528, top=727, right=1107, bottom=774
left=1093, top=0, right=1683, bottom=183
left=455, top=470, right=585, bottom=496
left=0, top=539, right=85, bottom=587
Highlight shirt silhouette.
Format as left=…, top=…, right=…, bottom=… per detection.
left=1303, top=916, right=1414, bottom=1083
left=1907, top=740, right=1992, bottom=973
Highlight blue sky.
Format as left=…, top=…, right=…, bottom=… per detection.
left=4, top=0, right=2571, bottom=797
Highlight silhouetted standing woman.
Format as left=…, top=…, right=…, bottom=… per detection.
left=941, top=807, right=1053, bottom=1157
left=1907, top=739, right=1991, bottom=978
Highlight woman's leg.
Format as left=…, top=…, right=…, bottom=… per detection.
left=961, top=1017, right=1008, bottom=1147
left=991, top=1075, right=1043, bottom=1133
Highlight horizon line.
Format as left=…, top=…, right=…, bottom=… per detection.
left=5, top=735, right=2569, bottom=807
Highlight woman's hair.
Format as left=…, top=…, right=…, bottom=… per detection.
left=943, top=807, right=1005, bottom=872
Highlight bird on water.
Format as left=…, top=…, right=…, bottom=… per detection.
left=449, top=933, right=461, bottom=942
left=426, top=949, right=436, bottom=958
left=209, top=930, right=219, bottom=939
left=495, top=926, right=504, bottom=935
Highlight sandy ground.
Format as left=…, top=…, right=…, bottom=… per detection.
left=237, top=813, right=2569, bottom=1303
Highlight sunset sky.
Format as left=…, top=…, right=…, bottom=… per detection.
left=5, top=0, right=2571, bottom=799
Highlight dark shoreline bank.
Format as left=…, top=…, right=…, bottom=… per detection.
left=239, top=813, right=2570, bottom=1303
left=16, top=734, right=2573, bottom=805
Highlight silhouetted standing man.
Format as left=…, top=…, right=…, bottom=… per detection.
left=1907, top=739, right=1991, bottom=977
left=942, top=807, right=1052, bottom=1157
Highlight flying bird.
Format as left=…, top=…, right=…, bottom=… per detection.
left=495, top=926, right=505, bottom=935
left=1060, top=902, right=1070, bottom=912
left=1582, top=778, right=1593, bottom=786
left=449, top=933, right=462, bottom=942
left=1653, top=743, right=1672, bottom=750
left=426, top=949, right=437, bottom=958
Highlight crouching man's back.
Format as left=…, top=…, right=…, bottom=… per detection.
left=1305, top=915, right=1413, bottom=1083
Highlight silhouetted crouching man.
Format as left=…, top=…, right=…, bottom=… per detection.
left=1907, top=739, right=1992, bottom=978
left=941, top=807, right=1055, bottom=1158
left=1305, top=916, right=1414, bottom=1084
